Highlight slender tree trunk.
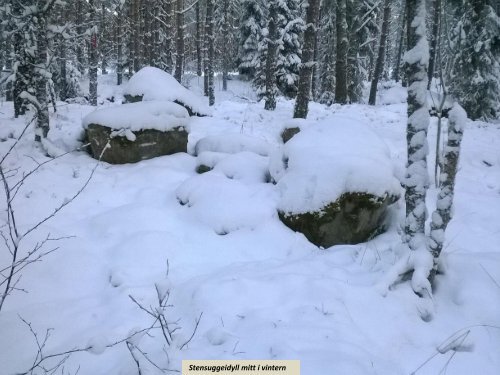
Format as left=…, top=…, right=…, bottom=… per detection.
left=34, top=13, right=50, bottom=141
left=427, top=0, right=441, bottom=89
left=203, top=6, right=209, bottom=97
left=59, top=34, right=67, bottom=101
left=428, top=104, right=465, bottom=282
left=133, top=0, right=141, bottom=72
left=89, top=0, right=98, bottom=106
left=117, top=6, right=123, bottom=85
left=206, top=0, right=215, bottom=105
left=393, top=0, right=406, bottom=82
left=264, top=2, right=278, bottom=110
left=101, top=2, right=108, bottom=74
left=368, top=0, right=391, bottom=105
left=76, top=0, right=85, bottom=74
left=335, top=0, right=348, bottom=104
left=196, top=1, right=202, bottom=77
left=221, top=0, right=230, bottom=91
left=174, top=0, right=184, bottom=82
left=12, top=0, right=28, bottom=117
left=161, top=0, right=174, bottom=73
left=293, top=0, right=321, bottom=118
left=403, top=0, right=429, bottom=249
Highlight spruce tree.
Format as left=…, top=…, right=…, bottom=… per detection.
left=448, top=0, right=500, bottom=120
left=239, top=0, right=265, bottom=79
left=275, top=0, right=303, bottom=99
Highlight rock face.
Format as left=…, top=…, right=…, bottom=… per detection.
left=86, top=124, right=188, bottom=164
left=279, top=192, right=398, bottom=247
left=281, top=127, right=300, bottom=143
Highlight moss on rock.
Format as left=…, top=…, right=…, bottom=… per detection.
left=279, top=192, right=398, bottom=247
left=86, top=124, right=188, bottom=164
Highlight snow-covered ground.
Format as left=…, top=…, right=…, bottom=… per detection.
left=0, top=75, right=499, bottom=375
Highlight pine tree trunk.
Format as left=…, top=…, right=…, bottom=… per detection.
left=427, top=0, right=441, bottom=89
left=203, top=5, right=209, bottom=97
left=293, top=0, right=321, bottom=118
left=133, top=0, right=141, bottom=72
left=161, top=0, right=174, bottom=73
left=12, top=0, right=28, bottom=117
left=221, top=0, right=230, bottom=91
left=335, top=0, right=348, bottom=104
left=59, top=34, right=68, bottom=101
left=76, top=0, right=85, bottom=74
left=392, top=0, right=406, bottom=82
left=174, top=0, right=184, bottom=83
left=89, top=0, right=98, bottom=106
left=101, top=3, right=108, bottom=74
left=368, top=0, right=391, bottom=105
left=206, top=0, right=215, bottom=106
left=117, top=6, right=123, bottom=85
left=428, top=104, right=466, bottom=282
left=264, top=2, right=278, bottom=111
left=403, top=0, right=430, bottom=249
left=34, top=12, right=50, bottom=141
left=196, top=1, right=202, bottom=77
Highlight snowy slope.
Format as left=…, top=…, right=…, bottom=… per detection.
left=0, top=77, right=499, bottom=375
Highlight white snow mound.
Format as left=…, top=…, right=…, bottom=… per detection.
left=194, top=133, right=272, bottom=156
left=123, top=67, right=210, bottom=116
left=272, top=117, right=401, bottom=214
left=82, top=101, right=190, bottom=132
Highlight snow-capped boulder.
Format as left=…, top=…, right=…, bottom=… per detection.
left=83, top=101, right=190, bottom=164
left=273, top=117, right=401, bottom=247
left=122, top=66, right=210, bottom=117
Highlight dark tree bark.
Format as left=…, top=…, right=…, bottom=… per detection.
left=116, top=4, right=123, bottom=85
left=427, top=0, right=441, bottom=89
left=221, top=0, right=231, bottom=91
left=161, top=0, right=174, bottom=73
left=392, top=0, right=406, bottom=82
left=264, top=2, right=279, bottom=110
left=196, top=1, right=202, bottom=77
left=293, top=0, right=321, bottom=118
left=101, top=2, right=108, bottom=74
left=368, top=0, right=391, bottom=105
left=76, top=0, right=85, bottom=74
left=133, top=0, right=141, bottom=72
left=174, top=0, right=184, bottom=82
left=34, top=10, right=50, bottom=141
left=89, top=0, right=98, bottom=106
left=335, top=0, right=348, bottom=104
left=206, top=0, right=215, bottom=105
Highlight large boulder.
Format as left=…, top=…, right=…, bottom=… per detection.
left=83, top=101, right=190, bottom=164
left=271, top=117, right=401, bottom=248
left=122, top=67, right=210, bottom=117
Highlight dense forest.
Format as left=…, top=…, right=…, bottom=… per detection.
left=1, top=0, right=499, bottom=124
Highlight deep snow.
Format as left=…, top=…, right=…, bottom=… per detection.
left=0, top=74, right=499, bottom=375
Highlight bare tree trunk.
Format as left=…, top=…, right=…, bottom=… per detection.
left=161, top=0, right=174, bottom=73
left=133, top=0, right=141, bottom=72
left=89, top=0, right=98, bottom=106
left=403, top=0, right=429, bottom=250
left=34, top=12, right=50, bottom=141
left=203, top=5, right=209, bottom=97
left=264, top=2, right=278, bottom=110
left=101, top=2, right=108, bottom=74
left=59, top=33, right=67, bottom=101
left=368, top=0, right=391, bottom=105
left=221, top=0, right=230, bottom=91
left=117, top=5, right=123, bottom=85
left=392, top=0, right=406, bottom=82
left=196, top=1, right=202, bottom=77
left=427, top=0, right=441, bottom=89
left=206, top=0, right=215, bottom=105
left=335, top=0, right=348, bottom=104
left=76, top=0, right=85, bottom=74
left=293, top=0, right=321, bottom=118
left=174, top=0, right=184, bottom=82
left=428, top=104, right=466, bottom=282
